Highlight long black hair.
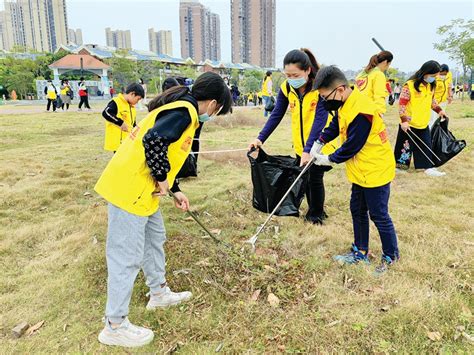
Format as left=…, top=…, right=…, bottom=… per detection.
left=148, top=72, right=232, bottom=115
left=409, top=60, right=441, bottom=92
left=364, top=50, right=393, bottom=72
left=283, top=48, right=320, bottom=84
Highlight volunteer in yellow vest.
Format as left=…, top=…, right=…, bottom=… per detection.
left=44, top=80, right=57, bottom=112
left=101, top=83, right=144, bottom=152
left=94, top=72, right=232, bottom=348
left=261, top=70, right=273, bottom=117
left=310, top=65, right=398, bottom=274
left=355, top=51, right=393, bottom=115
left=60, top=79, right=72, bottom=111
left=430, top=64, right=453, bottom=129
left=394, top=61, right=448, bottom=177
left=249, top=48, right=335, bottom=225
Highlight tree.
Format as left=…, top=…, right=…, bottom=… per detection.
left=107, top=51, right=139, bottom=91
left=434, top=19, right=474, bottom=80
left=0, top=57, right=38, bottom=99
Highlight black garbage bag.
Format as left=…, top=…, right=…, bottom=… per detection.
left=265, top=96, right=275, bottom=112
left=431, top=118, right=466, bottom=167
left=248, top=148, right=308, bottom=217
left=176, top=153, right=198, bottom=178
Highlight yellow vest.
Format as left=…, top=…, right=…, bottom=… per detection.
left=95, top=100, right=200, bottom=216
left=47, top=87, right=57, bottom=100
left=104, top=94, right=137, bottom=152
left=355, top=67, right=388, bottom=114
left=262, top=77, right=272, bottom=96
left=60, top=86, right=69, bottom=95
left=434, top=71, right=453, bottom=103
left=281, top=80, right=338, bottom=156
left=337, top=89, right=395, bottom=188
left=405, top=80, right=433, bottom=129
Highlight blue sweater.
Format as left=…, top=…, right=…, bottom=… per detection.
left=319, top=113, right=373, bottom=164
left=257, top=87, right=329, bottom=154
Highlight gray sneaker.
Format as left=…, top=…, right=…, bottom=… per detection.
left=98, top=317, right=154, bottom=347
left=146, top=286, right=192, bottom=310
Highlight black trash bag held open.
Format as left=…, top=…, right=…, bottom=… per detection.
left=176, top=152, right=198, bottom=178
left=248, top=148, right=308, bottom=217
left=431, top=118, right=466, bottom=167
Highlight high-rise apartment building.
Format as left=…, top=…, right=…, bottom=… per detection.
left=68, top=28, right=83, bottom=45
left=231, top=0, right=276, bottom=67
left=1, top=0, right=69, bottom=52
left=179, top=0, right=221, bottom=62
left=148, top=28, right=173, bottom=56
left=105, top=27, right=132, bottom=49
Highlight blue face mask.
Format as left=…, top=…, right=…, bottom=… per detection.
left=198, top=113, right=213, bottom=123
left=287, top=77, right=307, bottom=89
left=424, top=76, right=436, bottom=83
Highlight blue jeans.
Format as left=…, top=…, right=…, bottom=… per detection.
left=262, top=95, right=270, bottom=117
left=105, top=203, right=167, bottom=324
left=350, top=183, right=399, bottom=259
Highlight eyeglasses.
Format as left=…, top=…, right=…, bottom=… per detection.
left=320, top=85, right=345, bottom=101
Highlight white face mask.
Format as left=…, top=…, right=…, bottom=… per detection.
left=439, top=75, right=447, bottom=80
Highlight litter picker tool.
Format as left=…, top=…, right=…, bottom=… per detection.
left=372, top=38, right=385, bottom=51
left=407, top=130, right=441, bottom=165
left=168, top=190, right=228, bottom=247
left=245, top=155, right=315, bottom=251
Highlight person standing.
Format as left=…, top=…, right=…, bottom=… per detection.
left=60, top=79, right=72, bottom=111
left=310, top=65, right=399, bottom=274
left=394, top=60, right=448, bottom=176
left=355, top=51, right=394, bottom=116
left=94, top=72, right=231, bottom=348
left=261, top=71, right=273, bottom=117
left=78, top=77, right=91, bottom=110
left=430, top=64, right=453, bottom=129
left=102, top=83, right=144, bottom=152
left=44, top=80, right=58, bottom=112
left=249, top=48, right=336, bottom=225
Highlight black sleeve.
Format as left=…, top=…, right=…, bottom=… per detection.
left=102, top=101, right=123, bottom=126
left=143, top=108, right=192, bottom=182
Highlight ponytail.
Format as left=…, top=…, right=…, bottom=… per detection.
left=364, top=50, right=394, bottom=73
left=301, top=48, right=320, bottom=81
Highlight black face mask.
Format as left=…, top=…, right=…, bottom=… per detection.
left=322, top=87, right=344, bottom=115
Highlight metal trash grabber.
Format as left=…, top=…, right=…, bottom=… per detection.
left=245, top=157, right=315, bottom=251
left=168, top=190, right=231, bottom=249
left=405, top=129, right=438, bottom=166
left=406, top=127, right=442, bottom=162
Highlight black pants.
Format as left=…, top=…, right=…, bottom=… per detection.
left=61, top=103, right=70, bottom=110
left=79, top=96, right=91, bottom=109
left=305, top=164, right=328, bottom=223
left=46, top=99, right=56, bottom=111
left=394, top=125, right=433, bottom=169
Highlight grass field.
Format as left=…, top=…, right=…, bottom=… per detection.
left=0, top=99, right=473, bottom=353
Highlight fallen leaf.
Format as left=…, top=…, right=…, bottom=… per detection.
left=427, top=331, right=442, bottom=341
left=267, top=293, right=280, bottom=307
left=277, top=344, right=286, bottom=351
left=26, top=172, right=36, bottom=176
left=173, top=268, right=191, bottom=276
left=215, top=342, right=224, bottom=352
left=195, top=258, right=211, bottom=267
left=210, top=229, right=222, bottom=236
left=249, top=289, right=261, bottom=302
left=326, top=320, right=341, bottom=327
left=380, top=305, right=390, bottom=312
left=184, top=216, right=194, bottom=221
left=63, top=324, right=68, bottom=332
left=462, top=332, right=474, bottom=343
left=83, top=192, right=91, bottom=196
left=25, top=320, right=45, bottom=336
left=39, top=207, right=47, bottom=211
left=92, top=236, right=98, bottom=245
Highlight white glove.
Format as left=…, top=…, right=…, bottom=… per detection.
left=310, top=140, right=325, bottom=158
left=314, top=154, right=334, bottom=166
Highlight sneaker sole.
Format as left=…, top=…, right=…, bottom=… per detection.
left=98, top=331, right=154, bottom=348
left=146, top=295, right=192, bottom=310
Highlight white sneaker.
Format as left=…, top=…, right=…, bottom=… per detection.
left=146, top=286, right=192, bottom=310
left=425, top=168, right=446, bottom=177
left=98, top=317, right=154, bottom=347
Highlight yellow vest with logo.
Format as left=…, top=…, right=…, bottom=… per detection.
left=337, top=89, right=395, bottom=188
left=405, top=80, right=433, bottom=129
left=434, top=71, right=453, bottom=103
left=95, top=100, right=199, bottom=216
left=355, top=67, right=388, bottom=115
left=281, top=80, right=338, bottom=156
left=262, top=77, right=272, bottom=96
left=104, top=94, right=137, bottom=152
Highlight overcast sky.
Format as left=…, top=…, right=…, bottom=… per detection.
left=2, top=0, right=472, bottom=72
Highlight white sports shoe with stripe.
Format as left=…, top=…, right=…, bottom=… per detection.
left=146, top=286, right=192, bottom=310
left=98, top=317, right=154, bottom=348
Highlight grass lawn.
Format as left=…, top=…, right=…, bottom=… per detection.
left=0, top=99, right=473, bottom=353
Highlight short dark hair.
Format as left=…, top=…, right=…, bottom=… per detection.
left=265, top=70, right=272, bottom=77
left=440, top=64, right=449, bottom=72
left=314, top=65, right=348, bottom=90
left=125, top=83, right=145, bottom=97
